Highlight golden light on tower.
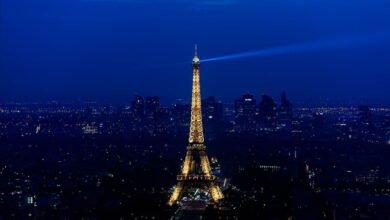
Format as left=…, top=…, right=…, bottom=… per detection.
left=168, top=45, right=223, bottom=206
left=188, top=44, right=204, bottom=144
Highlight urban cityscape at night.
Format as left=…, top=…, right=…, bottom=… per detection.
left=1, top=90, right=390, bottom=218
left=1, top=0, right=390, bottom=219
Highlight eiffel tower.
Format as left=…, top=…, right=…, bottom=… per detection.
left=168, top=45, right=224, bottom=206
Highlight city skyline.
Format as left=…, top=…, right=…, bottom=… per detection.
left=1, top=92, right=388, bottom=107
left=0, top=51, right=389, bottom=218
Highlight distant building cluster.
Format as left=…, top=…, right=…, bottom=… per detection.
left=0, top=93, right=389, bottom=144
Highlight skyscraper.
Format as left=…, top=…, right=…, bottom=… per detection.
left=278, top=91, right=293, bottom=130
left=258, top=94, right=277, bottom=132
left=202, top=96, right=223, bottom=137
left=172, top=102, right=191, bottom=132
left=131, top=95, right=144, bottom=120
left=202, top=96, right=223, bottom=123
left=234, top=94, right=257, bottom=133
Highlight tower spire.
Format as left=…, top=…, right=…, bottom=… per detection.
left=189, top=44, right=203, bottom=143
left=193, top=44, right=200, bottom=64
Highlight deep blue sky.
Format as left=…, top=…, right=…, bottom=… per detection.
left=1, top=0, right=390, bottom=105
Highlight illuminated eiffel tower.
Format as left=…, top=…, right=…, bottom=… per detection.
left=168, top=45, right=224, bottom=206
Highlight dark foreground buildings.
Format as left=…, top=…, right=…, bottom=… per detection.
left=0, top=90, right=390, bottom=219
left=0, top=98, right=390, bottom=219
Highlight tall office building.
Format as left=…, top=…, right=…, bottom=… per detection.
left=234, top=94, right=257, bottom=133
left=202, top=96, right=223, bottom=137
left=258, top=94, right=277, bottom=132
left=131, top=95, right=145, bottom=119
left=278, top=91, right=293, bottom=130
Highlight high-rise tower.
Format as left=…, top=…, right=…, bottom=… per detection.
left=168, top=45, right=224, bottom=206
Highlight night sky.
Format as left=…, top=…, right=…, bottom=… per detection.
left=1, top=0, right=390, bottom=105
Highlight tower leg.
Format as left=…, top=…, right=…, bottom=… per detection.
left=168, top=182, right=183, bottom=206
left=209, top=183, right=224, bottom=202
